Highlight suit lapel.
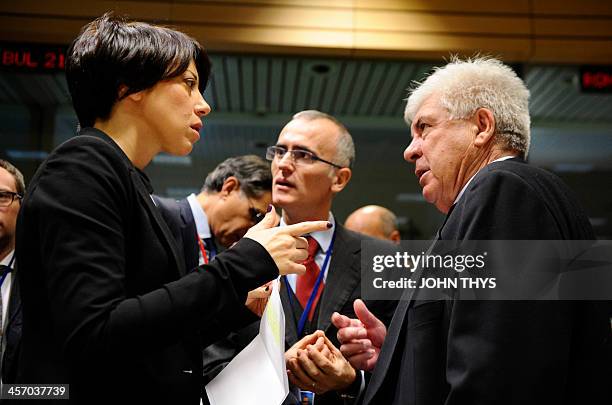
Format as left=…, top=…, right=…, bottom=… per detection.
left=317, top=225, right=360, bottom=334
left=364, top=231, right=443, bottom=404
left=178, top=199, right=199, bottom=270
left=364, top=204, right=462, bottom=403
left=79, top=128, right=186, bottom=279
left=280, top=278, right=299, bottom=346
left=131, top=170, right=186, bottom=278
left=6, top=264, right=21, bottom=328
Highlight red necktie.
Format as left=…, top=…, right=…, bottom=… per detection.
left=296, top=236, right=323, bottom=321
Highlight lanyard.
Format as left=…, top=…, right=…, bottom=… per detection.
left=196, top=233, right=216, bottom=265
left=0, top=254, right=15, bottom=288
left=283, top=230, right=336, bottom=337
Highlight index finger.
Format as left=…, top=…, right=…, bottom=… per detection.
left=248, top=286, right=272, bottom=299
left=278, top=220, right=331, bottom=237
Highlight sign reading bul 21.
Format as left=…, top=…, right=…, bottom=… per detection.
left=0, top=43, right=67, bottom=73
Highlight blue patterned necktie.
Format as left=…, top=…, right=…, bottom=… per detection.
left=204, top=238, right=217, bottom=260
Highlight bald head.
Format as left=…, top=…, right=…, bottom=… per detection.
left=345, top=205, right=401, bottom=244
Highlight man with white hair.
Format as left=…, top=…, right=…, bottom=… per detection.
left=332, top=57, right=610, bottom=404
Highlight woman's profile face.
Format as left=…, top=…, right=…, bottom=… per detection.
left=139, top=60, right=211, bottom=156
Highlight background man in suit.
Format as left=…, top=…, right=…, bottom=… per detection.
left=344, top=205, right=401, bottom=244
left=333, top=57, right=610, bottom=404
left=154, top=155, right=272, bottom=270
left=0, top=159, right=24, bottom=384
left=268, top=110, right=396, bottom=404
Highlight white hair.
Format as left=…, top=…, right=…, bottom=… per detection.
left=404, top=56, right=531, bottom=158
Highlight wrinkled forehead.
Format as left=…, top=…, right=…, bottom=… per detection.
left=408, top=94, right=449, bottom=134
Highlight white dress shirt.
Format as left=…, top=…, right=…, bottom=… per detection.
left=187, top=194, right=213, bottom=265
left=0, top=250, right=14, bottom=334
left=281, top=213, right=336, bottom=292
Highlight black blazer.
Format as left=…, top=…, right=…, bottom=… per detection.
left=1, top=261, right=21, bottom=384
left=14, top=128, right=278, bottom=404
left=153, top=196, right=200, bottom=272
left=363, top=159, right=611, bottom=405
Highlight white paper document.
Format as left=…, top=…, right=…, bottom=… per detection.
left=205, top=279, right=289, bottom=405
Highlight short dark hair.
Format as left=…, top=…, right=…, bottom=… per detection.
left=203, top=155, right=272, bottom=198
left=0, top=159, right=25, bottom=196
left=66, top=12, right=211, bottom=128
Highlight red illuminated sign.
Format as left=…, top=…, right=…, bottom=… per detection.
left=0, top=43, right=67, bottom=73
left=580, top=66, right=612, bottom=93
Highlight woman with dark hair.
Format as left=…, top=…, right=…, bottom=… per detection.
left=14, top=13, right=326, bottom=404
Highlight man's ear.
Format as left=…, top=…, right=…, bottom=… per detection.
left=389, top=230, right=401, bottom=244
left=473, top=108, right=496, bottom=148
left=220, top=176, right=240, bottom=197
left=331, top=168, right=352, bottom=193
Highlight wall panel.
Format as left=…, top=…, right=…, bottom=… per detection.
left=1, top=0, right=611, bottom=63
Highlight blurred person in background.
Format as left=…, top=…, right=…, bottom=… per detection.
left=0, top=159, right=24, bottom=385
left=344, top=205, right=401, bottom=244
left=154, top=155, right=272, bottom=269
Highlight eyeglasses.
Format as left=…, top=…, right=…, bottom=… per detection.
left=247, top=200, right=265, bottom=224
left=266, top=146, right=344, bottom=169
left=0, top=191, right=22, bottom=208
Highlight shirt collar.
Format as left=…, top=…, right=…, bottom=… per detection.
left=1, top=250, right=15, bottom=267
left=280, top=212, right=335, bottom=253
left=187, top=193, right=212, bottom=239
left=453, top=155, right=517, bottom=205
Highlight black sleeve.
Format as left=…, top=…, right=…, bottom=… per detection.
left=449, top=168, right=564, bottom=240
left=28, top=138, right=278, bottom=361
left=443, top=170, right=580, bottom=404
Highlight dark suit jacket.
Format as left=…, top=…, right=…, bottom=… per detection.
left=1, top=262, right=21, bottom=384
left=283, top=224, right=397, bottom=405
left=153, top=195, right=264, bottom=404
left=282, top=225, right=396, bottom=356
left=14, top=128, right=278, bottom=404
left=153, top=196, right=200, bottom=272
left=362, top=158, right=611, bottom=405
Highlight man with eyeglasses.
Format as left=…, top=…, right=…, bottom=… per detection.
left=154, top=155, right=271, bottom=269
left=265, top=110, right=396, bottom=405
left=0, top=159, right=25, bottom=385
